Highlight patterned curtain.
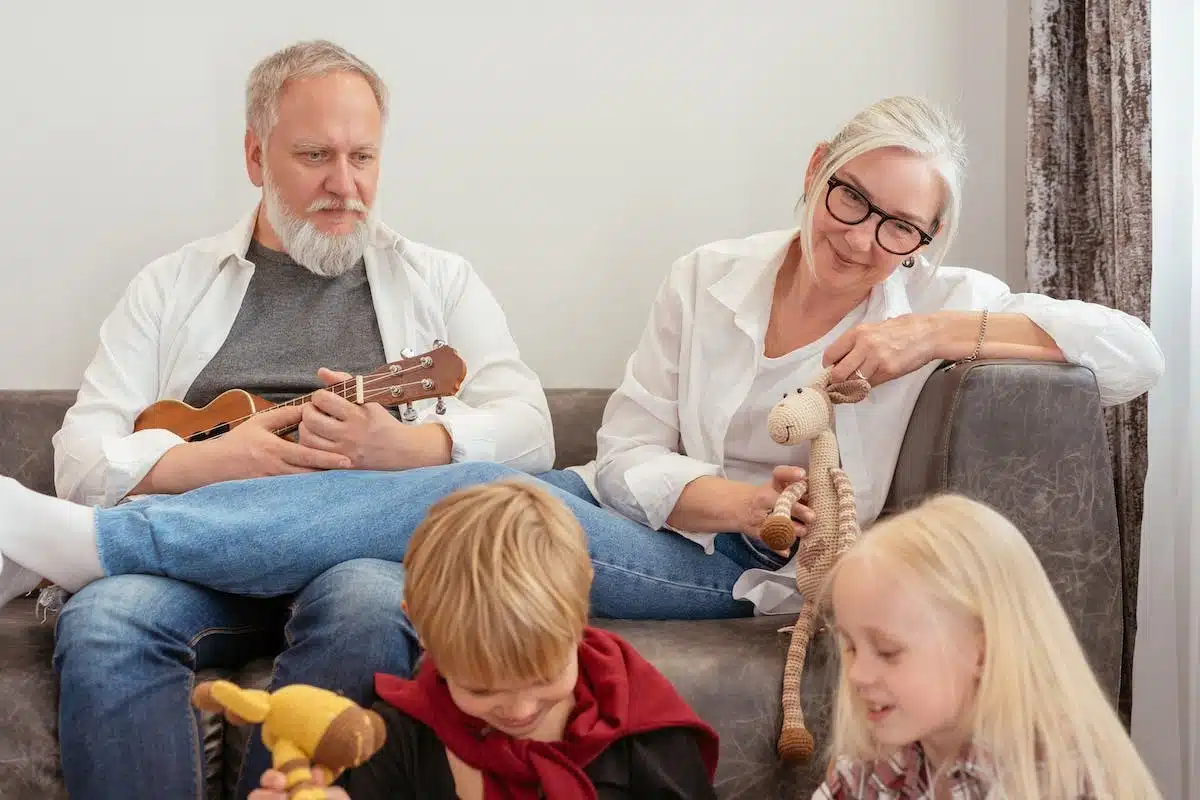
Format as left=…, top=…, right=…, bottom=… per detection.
left=1025, top=0, right=1152, bottom=725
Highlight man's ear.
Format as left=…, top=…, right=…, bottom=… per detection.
left=803, top=142, right=831, bottom=199
left=245, top=127, right=265, bottom=188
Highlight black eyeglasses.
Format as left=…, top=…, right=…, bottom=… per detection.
left=824, top=176, right=935, bottom=256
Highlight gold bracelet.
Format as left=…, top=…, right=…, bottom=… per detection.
left=947, top=309, right=988, bottom=370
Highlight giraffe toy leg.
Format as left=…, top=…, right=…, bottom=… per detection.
left=778, top=601, right=819, bottom=761
left=829, top=468, right=860, bottom=546
left=760, top=478, right=808, bottom=552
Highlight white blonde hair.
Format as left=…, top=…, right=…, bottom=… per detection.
left=822, top=494, right=1161, bottom=799
left=245, top=39, right=388, bottom=141
left=799, top=96, right=967, bottom=271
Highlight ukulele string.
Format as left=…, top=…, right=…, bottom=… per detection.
left=265, top=384, right=438, bottom=437
left=185, top=365, right=439, bottom=441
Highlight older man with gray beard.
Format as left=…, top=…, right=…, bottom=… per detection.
left=29, top=40, right=554, bottom=800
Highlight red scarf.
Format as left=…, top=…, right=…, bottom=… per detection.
left=374, top=627, right=718, bottom=799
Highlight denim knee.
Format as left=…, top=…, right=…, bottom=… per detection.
left=54, top=575, right=184, bottom=675
left=54, top=575, right=276, bottom=680
left=284, top=558, right=417, bottom=658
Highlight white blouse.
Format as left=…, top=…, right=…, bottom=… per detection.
left=570, top=228, right=1165, bottom=615
left=721, top=301, right=865, bottom=487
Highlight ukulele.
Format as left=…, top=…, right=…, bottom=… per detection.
left=133, top=342, right=468, bottom=442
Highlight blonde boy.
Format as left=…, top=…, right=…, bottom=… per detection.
left=254, top=478, right=719, bottom=800
left=402, top=476, right=595, bottom=701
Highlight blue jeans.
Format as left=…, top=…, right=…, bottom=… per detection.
left=96, top=462, right=784, bottom=619
left=60, top=463, right=780, bottom=798
left=53, top=558, right=417, bottom=800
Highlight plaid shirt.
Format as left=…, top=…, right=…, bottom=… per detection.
left=811, top=742, right=995, bottom=799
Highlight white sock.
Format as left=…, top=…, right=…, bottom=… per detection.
left=0, top=552, right=43, bottom=607
left=0, top=476, right=102, bottom=595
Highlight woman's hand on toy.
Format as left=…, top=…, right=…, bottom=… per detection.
left=743, top=466, right=814, bottom=554
left=249, top=768, right=349, bottom=800
left=667, top=468, right=812, bottom=552
left=823, top=313, right=940, bottom=385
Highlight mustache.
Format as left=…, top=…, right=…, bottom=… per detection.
left=307, top=196, right=370, bottom=214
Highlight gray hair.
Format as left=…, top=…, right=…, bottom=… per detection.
left=245, top=39, right=389, bottom=141
left=799, top=96, right=967, bottom=270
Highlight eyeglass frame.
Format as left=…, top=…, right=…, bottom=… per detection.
left=824, top=175, right=936, bottom=256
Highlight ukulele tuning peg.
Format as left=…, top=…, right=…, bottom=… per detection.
left=435, top=398, right=447, bottom=415
left=401, top=402, right=418, bottom=423
left=432, top=339, right=446, bottom=349
left=400, top=347, right=416, bottom=359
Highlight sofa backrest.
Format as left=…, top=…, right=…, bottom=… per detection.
left=0, top=389, right=614, bottom=496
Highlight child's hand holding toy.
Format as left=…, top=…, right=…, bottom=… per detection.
left=192, top=679, right=385, bottom=800
left=250, top=767, right=350, bottom=800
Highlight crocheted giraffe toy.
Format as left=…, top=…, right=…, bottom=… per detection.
left=759, top=366, right=870, bottom=762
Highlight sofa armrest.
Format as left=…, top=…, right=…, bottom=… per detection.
left=884, top=360, right=1122, bottom=700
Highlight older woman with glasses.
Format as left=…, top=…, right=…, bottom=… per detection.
left=547, top=93, right=1164, bottom=617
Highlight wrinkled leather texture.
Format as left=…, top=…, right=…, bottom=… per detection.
left=0, top=368, right=1123, bottom=799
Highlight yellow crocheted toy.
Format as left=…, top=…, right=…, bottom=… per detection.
left=760, top=366, right=870, bottom=761
left=193, top=680, right=387, bottom=799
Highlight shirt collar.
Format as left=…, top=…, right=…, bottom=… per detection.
left=905, top=741, right=998, bottom=795
left=706, top=228, right=797, bottom=324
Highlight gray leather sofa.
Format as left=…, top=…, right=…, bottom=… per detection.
left=0, top=361, right=1124, bottom=799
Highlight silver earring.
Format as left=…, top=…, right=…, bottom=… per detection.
left=902, top=257, right=915, bottom=268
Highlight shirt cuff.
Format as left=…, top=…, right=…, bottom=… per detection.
left=425, top=406, right=498, bottom=464
left=624, top=452, right=723, bottom=532
left=1001, top=296, right=1095, bottom=365
left=100, top=428, right=186, bottom=506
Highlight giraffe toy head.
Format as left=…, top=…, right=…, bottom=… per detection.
left=767, top=367, right=871, bottom=445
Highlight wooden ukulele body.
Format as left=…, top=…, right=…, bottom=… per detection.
left=134, top=390, right=275, bottom=442
left=131, top=344, right=468, bottom=443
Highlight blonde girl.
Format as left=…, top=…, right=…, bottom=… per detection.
left=814, top=494, right=1161, bottom=799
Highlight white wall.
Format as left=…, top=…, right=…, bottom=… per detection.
left=0, top=1, right=1027, bottom=390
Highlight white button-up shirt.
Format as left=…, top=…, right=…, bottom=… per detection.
left=572, top=228, right=1165, bottom=614
left=53, top=210, right=555, bottom=507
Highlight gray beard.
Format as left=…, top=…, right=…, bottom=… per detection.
left=262, top=173, right=371, bottom=278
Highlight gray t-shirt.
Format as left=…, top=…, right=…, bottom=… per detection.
left=183, top=240, right=387, bottom=407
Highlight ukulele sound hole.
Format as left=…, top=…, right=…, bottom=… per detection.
left=188, top=423, right=231, bottom=442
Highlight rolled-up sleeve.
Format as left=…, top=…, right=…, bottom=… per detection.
left=916, top=266, right=1165, bottom=408
left=419, top=258, right=554, bottom=473
left=594, top=260, right=722, bottom=531
left=994, top=293, right=1164, bottom=406
left=52, top=259, right=186, bottom=506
